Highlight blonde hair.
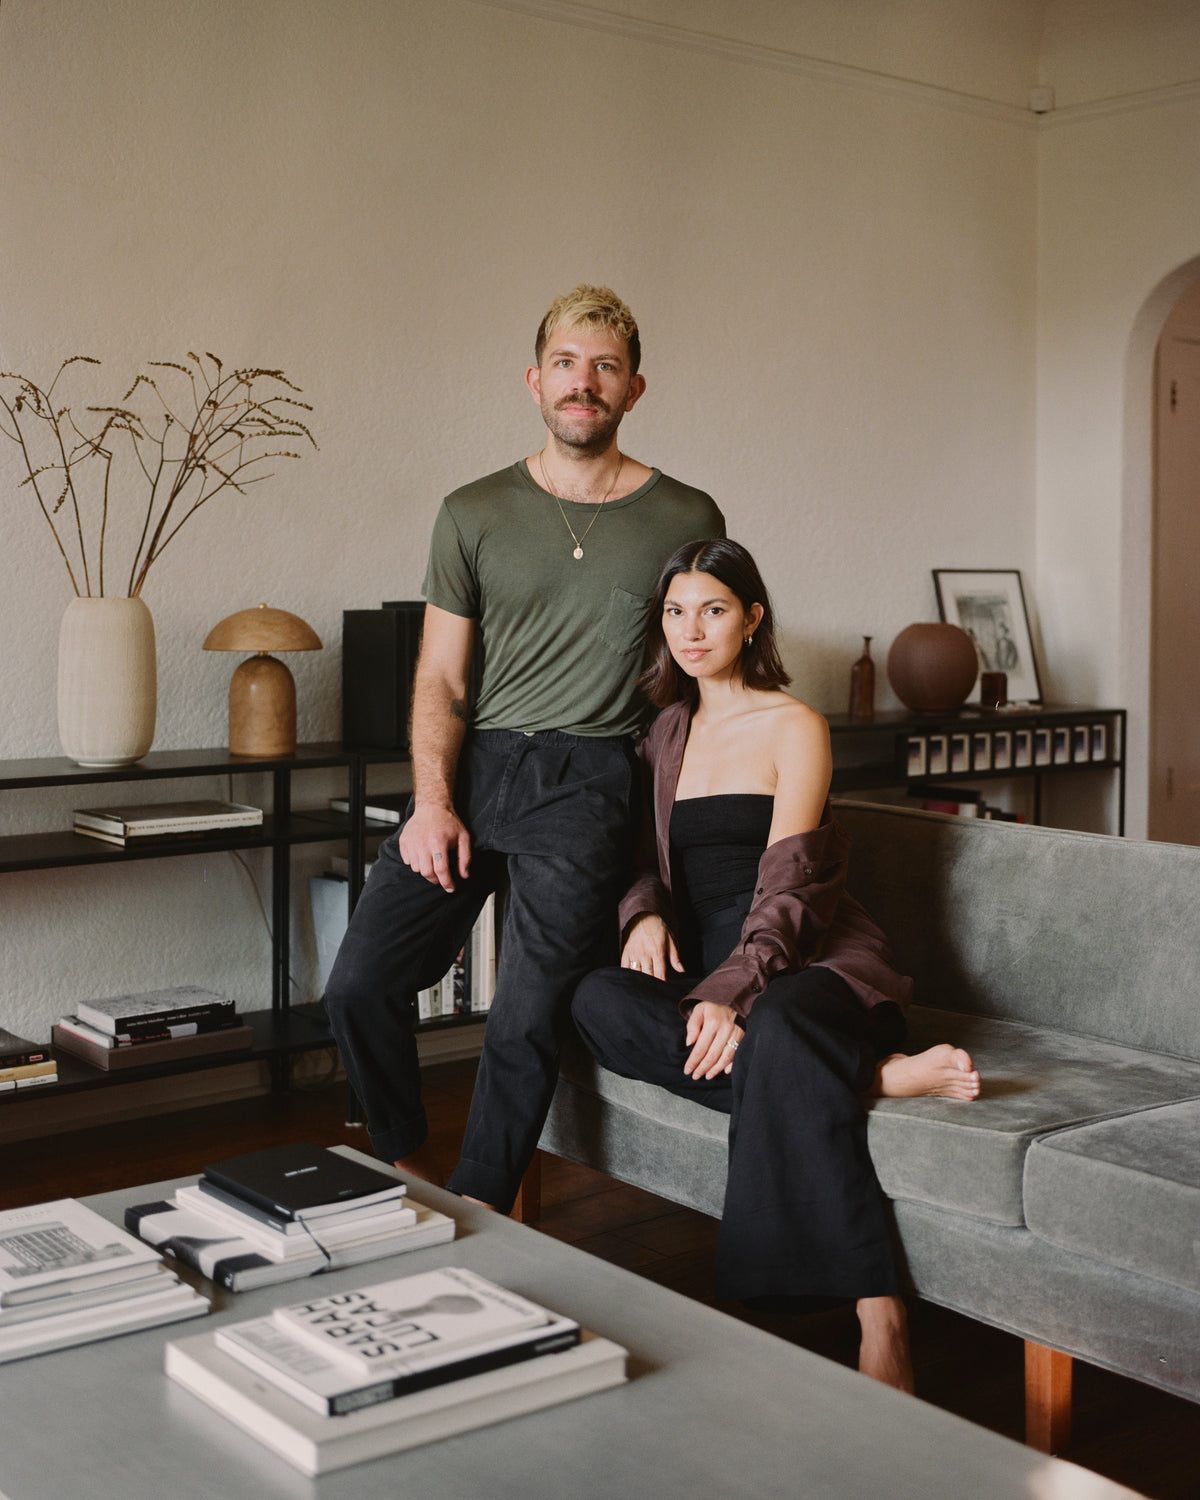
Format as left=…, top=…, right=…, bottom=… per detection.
left=535, top=284, right=641, bottom=373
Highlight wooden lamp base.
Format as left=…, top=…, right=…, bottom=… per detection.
left=228, top=653, right=297, bottom=757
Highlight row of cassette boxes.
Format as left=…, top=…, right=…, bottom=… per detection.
left=904, top=721, right=1114, bottom=780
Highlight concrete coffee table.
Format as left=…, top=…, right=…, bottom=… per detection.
left=0, top=1152, right=1144, bottom=1499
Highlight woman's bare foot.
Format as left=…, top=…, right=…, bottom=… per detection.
left=874, top=1044, right=980, bottom=1100
left=856, top=1294, right=915, bottom=1392
left=393, top=1140, right=447, bottom=1187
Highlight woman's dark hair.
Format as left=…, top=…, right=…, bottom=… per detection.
left=638, top=538, right=791, bottom=708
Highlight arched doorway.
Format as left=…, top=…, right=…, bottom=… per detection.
left=1149, top=274, right=1200, bottom=843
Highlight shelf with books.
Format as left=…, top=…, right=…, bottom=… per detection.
left=8, top=1007, right=333, bottom=1106
left=0, top=811, right=353, bottom=875
left=827, top=704, right=1127, bottom=834
left=0, top=744, right=421, bottom=1113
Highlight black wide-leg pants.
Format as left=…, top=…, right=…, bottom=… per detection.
left=324, top=728, right=635, bottom=1213
left=571, top=962, right=902, bottom=1303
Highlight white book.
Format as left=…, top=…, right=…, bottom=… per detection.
left=0, top=1278, right=208, bottom=1363
left=190, top=1177, right=407, bottom=1238
left=131, top=1196, right=455, bottom=1291
left=55, top=1013, right=209, bottom=1048
left=216, top=1302, right=580, bottom=1415
left=328, top=793, right=408, bottom=825
left=74, top=800, right=263, bottom=836
left=126, top=1201, right=328, bottom=1287
left=172, top=1184, right=418, bottom=1258
left=272, top=1267, right=550, bottom=1378
left=471, top=894, right=497, bottom=1014
left=0, top=1264, right=176, bottom=1325
left=75, top=985, right=235, bottom=1036
left=52, top=1016, right=123, bottom=1049
left=0, top=1198, right=163, bottom=1306
left=166, top=1327, right=627, bottom=1475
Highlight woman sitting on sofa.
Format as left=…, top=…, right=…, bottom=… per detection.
left=572, top=538, right=978, bottom=1391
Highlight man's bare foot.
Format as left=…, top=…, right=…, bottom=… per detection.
left=857, top=1294, right=916, bottom=1392
left=874, top=1044, right=980, bottom=1100
left=393, top=1141, right=446, bottom=1187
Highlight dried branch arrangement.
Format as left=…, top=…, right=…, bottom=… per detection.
left=0, top=353, right=316, bottom=597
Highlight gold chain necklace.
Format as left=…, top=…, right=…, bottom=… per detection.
left=538, top=452, right=624, bottom=560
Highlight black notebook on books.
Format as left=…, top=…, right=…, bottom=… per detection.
left=202, top=1144, right=406, bottom=1224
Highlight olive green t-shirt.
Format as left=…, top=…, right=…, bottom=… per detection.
left=422, top=461, right=725, bottom=737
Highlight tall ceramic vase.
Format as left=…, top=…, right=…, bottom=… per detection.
left=57, top=596, right=157, bottom=766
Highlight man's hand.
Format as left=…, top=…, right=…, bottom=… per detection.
left=398, top=803, right=472, bottom=892
left=621, top=913, right=683, bottom=982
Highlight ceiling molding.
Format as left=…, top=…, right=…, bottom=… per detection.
left=470, top=0, right=1200, bottom=131
left=468, top=0, right=1033, bottom=127
left=1038, top=77, right=1200, bottom=129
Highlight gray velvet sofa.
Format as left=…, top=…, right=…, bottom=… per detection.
left=534, top=800, right=1200, bottom=1451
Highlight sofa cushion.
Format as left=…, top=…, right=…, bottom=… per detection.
left=1023, top=1100, right=1200, bottom=1295
left=547, top=1006, right=1200, bottom=1229
left=866, top=1006, right=1200, bottom=1226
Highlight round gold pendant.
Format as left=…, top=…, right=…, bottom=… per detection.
left=573, top=545, right=583, bottom=560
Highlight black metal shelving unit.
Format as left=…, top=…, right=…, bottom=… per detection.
left=0, top=742, right=373, bottom=1107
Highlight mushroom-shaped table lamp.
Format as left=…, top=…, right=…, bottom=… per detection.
left=203, top=603, right=322, bottom=757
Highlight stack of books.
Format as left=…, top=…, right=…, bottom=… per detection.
left=165, top=1265, right=627, bottom=1475
left=72, top=798, right=263, bottom=848
left=125, top=1143, right=454, bottom=1291
left=0, top=1027, right=57, bottom=1092
left=52, top=985, right=253, bottom=1071
left=0, top=1197, right=208, bottom=1362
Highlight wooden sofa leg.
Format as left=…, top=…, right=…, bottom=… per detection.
left=510, top=1150, right=542, bottom=1224
left=1025, top=1340, right=1073, bottom=1454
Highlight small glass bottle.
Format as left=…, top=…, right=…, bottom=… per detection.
left=849, top=636, right=875, bottom=722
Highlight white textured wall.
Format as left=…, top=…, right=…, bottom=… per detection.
left=0, top=0, right=1114, bottom=1046
left=1034, top=5, right=1200, bottom=839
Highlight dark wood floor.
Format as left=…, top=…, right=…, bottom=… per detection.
left=7, top=1058, right=1198, bottom=1499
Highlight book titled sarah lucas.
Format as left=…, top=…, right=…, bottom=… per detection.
left=166, top=1267, right=625, bottom=1475
left=215, top=1266, right=582, bottom=1414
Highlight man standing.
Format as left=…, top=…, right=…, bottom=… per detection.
left=325, top=285, right=725, bottom=1212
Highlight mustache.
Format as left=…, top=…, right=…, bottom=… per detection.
left=555, top=392, right=610, bottom=414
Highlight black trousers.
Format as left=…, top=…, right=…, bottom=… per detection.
left=324, top=728, right=635, bottom=1213
left=571, top=962, right=903, bottom=1303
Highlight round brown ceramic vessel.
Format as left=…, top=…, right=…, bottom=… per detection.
left=886, top=622, right=979, bottom=713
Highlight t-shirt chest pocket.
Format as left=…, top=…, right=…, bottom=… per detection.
left=599, top=586, right=650, bottom=657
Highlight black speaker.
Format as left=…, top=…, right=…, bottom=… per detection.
left=341, top=602, right=424, bottom=750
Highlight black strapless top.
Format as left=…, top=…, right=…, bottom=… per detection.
left=669, top=793, right=773, bottom=922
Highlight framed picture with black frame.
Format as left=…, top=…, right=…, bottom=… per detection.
left=932, top=569, right=1043, bottom=704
